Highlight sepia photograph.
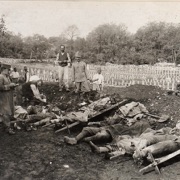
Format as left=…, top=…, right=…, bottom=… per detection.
left=1, top=1, right=180, bottom=179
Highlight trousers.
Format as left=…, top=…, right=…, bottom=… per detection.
left=75, top=81, right=90, bottom=92
left=58, top=66, right=69, bottom=88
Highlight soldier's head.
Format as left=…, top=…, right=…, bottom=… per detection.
left=75, top=51, right=81, bottom=62
left=1, top=64, right=10, bottom=75
left=24, top=66, right=28, bottom=72
left=14, top=67, right=17, bottom=72
left=60, top=45, right=65, bottom=53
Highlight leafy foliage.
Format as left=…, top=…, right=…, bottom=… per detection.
left=1, top=16, right=180, bottom=65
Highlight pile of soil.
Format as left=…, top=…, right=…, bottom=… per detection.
left=104, top=84, right=164, bottom=102
left=40, top=82, right=100, bottom=112
left=1, top=83, right=180, bottom=180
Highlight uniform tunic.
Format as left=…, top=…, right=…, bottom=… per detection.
left=72, top=61, right=89, bottom=82
left=72, top=61, right=90, bottom=92
left=0, top=74, right=14, bottom=117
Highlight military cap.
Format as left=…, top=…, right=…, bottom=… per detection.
left=75, top=51, right=81, bottom=58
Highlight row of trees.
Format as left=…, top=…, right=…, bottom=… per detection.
left=1, top=15, right=180, bottom=65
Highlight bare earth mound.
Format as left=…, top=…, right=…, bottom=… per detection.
left=0, top=84, right=180, bottom=180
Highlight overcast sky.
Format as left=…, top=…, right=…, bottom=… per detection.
left=0, top=1, right=180, bottom=38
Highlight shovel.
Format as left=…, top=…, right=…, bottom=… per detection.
left=145, top=113, right=170, bottom=123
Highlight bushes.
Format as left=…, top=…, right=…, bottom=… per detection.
left=1, top=17, right=180, bottom=65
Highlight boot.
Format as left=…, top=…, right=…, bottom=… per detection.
left=106, top=149, right=126, bottom=159
left=14, top=123, right=21, bottom=130
left=64, top=136, right=77, bottom=145
left=89, top=141, right=101, bottom=153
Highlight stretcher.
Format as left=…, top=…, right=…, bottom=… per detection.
left=55, top=99, right=129, bottom=134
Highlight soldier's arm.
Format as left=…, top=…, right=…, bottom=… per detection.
left=72, top=64, right=75, bottom=82
left=26, top=72, right=30, bottom=82
left=67, top=53, right=71, bottom=63
left=84, top=63, right=89, bottom=80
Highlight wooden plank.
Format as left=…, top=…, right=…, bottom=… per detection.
left=139, top=149, right=180, bottom=174
left=55, top=121, right=80, bottom=133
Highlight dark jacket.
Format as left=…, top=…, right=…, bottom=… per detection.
left=57, top=52, right=69, bottom=67
left=22, top=82, right=37, bottom=100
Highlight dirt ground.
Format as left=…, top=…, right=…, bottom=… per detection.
left=1, top=83, right=180, bottom=180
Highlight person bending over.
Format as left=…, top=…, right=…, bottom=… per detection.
left=22, top=76, right=46, bottom=105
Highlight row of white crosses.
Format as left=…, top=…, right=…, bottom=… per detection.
left=0, top=58, right=178, bottom=91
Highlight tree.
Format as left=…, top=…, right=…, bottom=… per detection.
left=48, top=35, right=67, bottom=53
left=23, top=34, right=50, bottom=60
left=133, top=22, right=180, bottom=64
left=63, top=25, right=79, bottom=41
left=86, top=23, right=131, bottom=64
left=0, top=14, right=6, bottom=36
left=0, top=15, right=8, bottom=57
left=63, top=25, right=80, bottom=52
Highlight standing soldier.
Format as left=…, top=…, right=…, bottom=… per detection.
left=0, top=64, right=17, bottom=135
left=55, top=45, right=71, bottom=92
left=72, top=51, right=90, bottom=93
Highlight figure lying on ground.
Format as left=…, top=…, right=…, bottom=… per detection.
left=13, top=104, right=59, bottom=131
left=64, top=119, right=150, bottom=145
left=88, top=127, right=179, bottom=162
left=24, top=104, right=57, bottom=131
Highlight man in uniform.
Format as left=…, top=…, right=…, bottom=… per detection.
left=0, top=64, right=17, bottom=134
left=55, top=45, right=71, bottom=91
left=72, top=51, right=90, bottom=93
